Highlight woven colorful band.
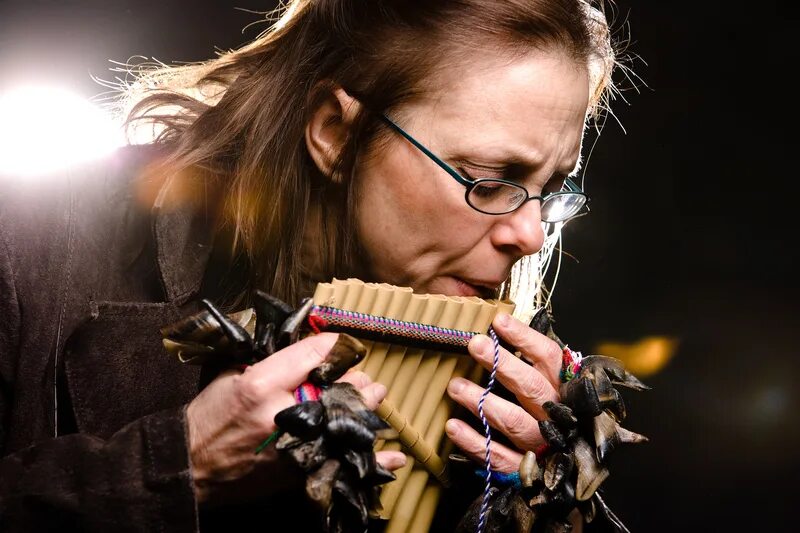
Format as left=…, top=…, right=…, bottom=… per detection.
left=559, top=347, right=583, bottom=383
left=295, top=381, right=323, bottom=403
left=309, top=305, right=479, bottom=355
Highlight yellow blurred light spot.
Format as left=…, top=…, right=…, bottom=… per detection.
left=593, top=336, right=679, bottom=377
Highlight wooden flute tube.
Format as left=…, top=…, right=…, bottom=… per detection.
left=378, top=297, right=466, bottom=518
left=373, top=293, right=448, bottom=452
left=385, top=300, right=495, bottom=533
left=375, top=400, right=448, bottom=485
left=387, top=398, right=452, bottom=533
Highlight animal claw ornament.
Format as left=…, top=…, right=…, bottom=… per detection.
left=274, top=382, right=398, bottom=533
left=457, top=308, right=649, bottom=533
left=160, top=291, right=395, bottom=533
left=161, top=291, right=314, bottom=366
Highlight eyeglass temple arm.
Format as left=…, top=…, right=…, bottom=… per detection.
left=382, top=114, right=589, bottom=203
left=563, top=177, right=583, bottom=192
left=380, top=115, right=472, bottom=187
left=562, top=177, right=591, bottom=216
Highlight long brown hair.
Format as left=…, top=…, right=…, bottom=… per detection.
left=120, top=0, right=619, bottom=306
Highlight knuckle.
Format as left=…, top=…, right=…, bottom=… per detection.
left=465, top=436, right=486, bottom=457
left=454, top=425, right=484, bottom=456
left=507, top=321, right=543, bottom=348
left=544, top=341, right=563, bottom=366
left=233, top=373, right=268, bottom=410
left=496, top=351, right=516, bottom=375
left=519, top=370, right=549, bottom=403
left=511, top=324, right=540, bottom=350
left=491, top=445, right=522, bottom=473
left=502, top=405, right=530, bottom=436
left=496, top=454, right=521, bottom=474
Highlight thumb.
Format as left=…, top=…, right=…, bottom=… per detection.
left=246, top=332, right=348, bottom=391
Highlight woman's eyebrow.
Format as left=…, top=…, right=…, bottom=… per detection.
left=459, top=138, right=581, bottom=175
left=492, top=149, right=544, bottom=169
left=486, top=152, right=581, bottom=179
left=459, top=150, right=541, bottom=172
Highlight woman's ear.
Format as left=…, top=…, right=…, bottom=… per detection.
left=305, top=86, right=361, bottom=180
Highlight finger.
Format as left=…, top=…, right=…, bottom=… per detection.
left=447, top=377, right=544, bottom=450
left=358, top=382, right=388, bottom=410
left=246, top=332, right=340, bottom=391
left=468, top=335, right=559, bottom=414
left=336, top=370, right=373, bottom=389
left=493, top=313, right=563, bottom=389
left=376, top=450, right=407, bottom=472
left=444, top=418, right=523, bottom=474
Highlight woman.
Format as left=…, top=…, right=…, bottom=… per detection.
left=0, top=0, right=620, bottom=531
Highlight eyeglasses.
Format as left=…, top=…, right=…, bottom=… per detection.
left=380, top=115, right=589, bottom=223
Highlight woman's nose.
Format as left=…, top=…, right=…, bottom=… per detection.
left=490, top=199, right=546, bottom=257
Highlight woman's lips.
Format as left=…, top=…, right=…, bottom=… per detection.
left=452, top=277, right=497, bottom=298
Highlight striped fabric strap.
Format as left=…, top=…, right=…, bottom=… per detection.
left=309, top=305, right=479, bottom=354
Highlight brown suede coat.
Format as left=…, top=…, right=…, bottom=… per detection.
left=0, top=146, right=321, bottom=532
left=0, top=145, right=480, bottom=532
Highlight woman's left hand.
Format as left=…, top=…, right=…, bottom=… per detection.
left=445, top=312, right=564, bottom=473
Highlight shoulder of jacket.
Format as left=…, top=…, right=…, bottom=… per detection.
left=0, top=144, right=164, bottom=280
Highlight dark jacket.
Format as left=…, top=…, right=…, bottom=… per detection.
left=0, top=146, right=210, bottom=531
left=0, top=146, right=332, bottom=532
left=0, top=146, right=478, bottom=532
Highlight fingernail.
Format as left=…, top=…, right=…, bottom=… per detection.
left=448, top=377, right=465, bottom=395
left=496, top=313, right=510, bottom=327
left=445, top=419, right=460, bottom=436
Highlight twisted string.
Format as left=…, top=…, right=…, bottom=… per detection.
left=477, top=327, right=501, bottom=533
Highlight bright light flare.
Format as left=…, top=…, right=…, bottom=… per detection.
left=0, top=86, right=124, bottom=177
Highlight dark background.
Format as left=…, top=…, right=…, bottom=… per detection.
left=1, top=1, right=797, bottom=530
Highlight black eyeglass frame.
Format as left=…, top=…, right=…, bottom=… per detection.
left=379, top=114, right=590, bottom=222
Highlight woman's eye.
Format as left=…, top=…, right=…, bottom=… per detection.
left=458, top=166, right=506, bottom=182
left=471, top=182, right=504, bottom=198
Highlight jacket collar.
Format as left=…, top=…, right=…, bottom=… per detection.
left=151, top=173, right=216, bottom=305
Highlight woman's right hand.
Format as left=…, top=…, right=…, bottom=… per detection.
left=185, top=332, right=406, bottom=505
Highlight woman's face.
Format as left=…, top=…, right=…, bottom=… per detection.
left=355, top=47, right=590, bottom=297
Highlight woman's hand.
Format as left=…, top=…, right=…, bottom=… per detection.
left=445, top=312, right=564, bottom=473
left=186, top=332, right=406, bottom=505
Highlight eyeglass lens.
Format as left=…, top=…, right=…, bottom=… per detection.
left=467, top=180, right=586, bottom=222
left=541, top=193, right=586, bottom=222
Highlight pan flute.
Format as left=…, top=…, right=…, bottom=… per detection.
left=310, top=278, right=515, bottom=533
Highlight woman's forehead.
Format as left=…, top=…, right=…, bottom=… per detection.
left=437, top=48, right=587, bottom=113
left=410, top=48, right=587, bottom=122
left=409, top=48, right=589, bottom=170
